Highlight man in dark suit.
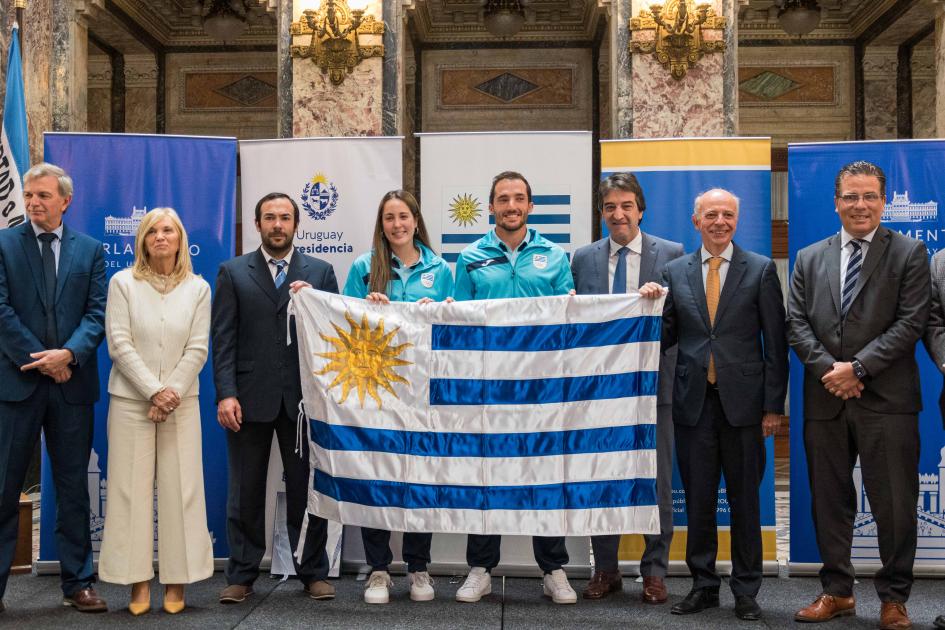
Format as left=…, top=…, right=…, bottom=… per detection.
left=923, top=250, right=945, bottom=630
left=212, top=192, right=339, bottom=604
left=661, top=188, right=787, bottom=621
left=571, top=172, right=683, bottom=604
left=0, top=163, right=107, bottom=613
left=788, top=161, right=929, bottom=630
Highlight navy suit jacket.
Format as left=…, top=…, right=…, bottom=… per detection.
left=661, top=243, right=788, bottom=427
left=0, top=221, right=106, bottom=404
left=571, top=232, right=684, bottom=406
left=211, top=247, right=339, bottom=423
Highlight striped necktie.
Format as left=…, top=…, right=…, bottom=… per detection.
left=841, top=239, right=863, bottom=318
left=273, top=259, right=287, bottom=289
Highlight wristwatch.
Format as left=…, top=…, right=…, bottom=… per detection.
left=850, top=359, right=867, bottom=380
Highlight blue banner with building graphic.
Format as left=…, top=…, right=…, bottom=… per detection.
left=788, top=140, right=945, bottom=573
left=39, top=133, right=236, bottom=562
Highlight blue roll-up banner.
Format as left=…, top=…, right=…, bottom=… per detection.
left=602, top=138, right=778, bottom=571
left=788, top=140, right=945, bottom=575
left=39, top=133, right=237, bottom=564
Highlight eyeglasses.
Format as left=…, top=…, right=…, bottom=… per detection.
left=837, top=193, right=883, bottom=205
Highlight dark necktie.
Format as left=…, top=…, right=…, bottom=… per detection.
left=38, top=233, right=58, bottom=347
left=841, top=239, right=863, bottom=318
left=273, top=259, right=288, bottom=289
left=612, top=246, right=629, bottom=294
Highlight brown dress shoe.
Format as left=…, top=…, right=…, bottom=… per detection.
left=62, top=587, right=108, bottom=613
left=582, top=570, right=622, bottom=599
left=641, top=576, right=668, bottom=604
left=219, top=584, right=254, bottom=604
left=794, top=594, right=856, bottom=622
left=879, top=602, right=912, bottom=630
left=306, top=580, right=335, bottom=600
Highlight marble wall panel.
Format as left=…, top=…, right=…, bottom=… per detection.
left=87, top=88, right=109, bottom=132
left=420, top=48, right=592, bottom=133
left=291, top=0, right=384, bottom=137
left=739, top=66, right=836, bottom=105
left=738, top=46, right=854, bottom=147
left=632, top=53, right=725, bottom=137
left=166, top=52, right=278, bottom=140
left=628, top=0, right=727, bottom=138
left=913, top=42, right=936, bottom=139
left=863, top=46, right=897, bottom=140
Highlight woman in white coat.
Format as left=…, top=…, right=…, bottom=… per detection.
left=98, top=207, right=213, bottom=615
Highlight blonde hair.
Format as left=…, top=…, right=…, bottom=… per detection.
left=132, top=207, right=193, bottom=282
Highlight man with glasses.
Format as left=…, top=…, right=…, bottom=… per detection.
left=787, top=161, right=929, bottom=630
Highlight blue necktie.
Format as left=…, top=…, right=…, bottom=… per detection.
left=612, top=246, right=629, bottom=294
left=273, top=259, right=287, bottom=289
left=38, top=233, right=58, bottom=347
left=841, top=239, right=862, bottom=318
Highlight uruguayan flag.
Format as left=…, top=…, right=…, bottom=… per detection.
left=291, top=291, right=663, bottom=537
left=439, top=190, right=573, bottom=264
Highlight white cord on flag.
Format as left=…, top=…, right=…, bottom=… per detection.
left=294, top=511, right=309, bottom=561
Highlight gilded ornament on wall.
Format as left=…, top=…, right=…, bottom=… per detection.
left=629, top=0, right=726, bottom=80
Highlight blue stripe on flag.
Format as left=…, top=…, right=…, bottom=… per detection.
left=442, top=252, right=460, bottom=263
left=532, top=195, right=571, bottom=205
left=488, top=214, right=570, bottom=225
left=313, top=471, right=657, bottom=511
left=430, top=371, right=658, bottom=406
left=432, top=316, right=661, bottom=351
left=311, top=420, right=655, bottom=457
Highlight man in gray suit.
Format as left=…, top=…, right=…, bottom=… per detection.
left=923, top=250, right=945, bottom=630
left=212, top=192, right=339, bottom=604
left=788, top=161, right=929, bottom=630
left=571, top=172, right=683, bottom=604
left=662, top=188, right=787, bottom=621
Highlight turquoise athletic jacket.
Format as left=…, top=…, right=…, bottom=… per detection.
left=453, top=228, right=573, bottom=300
left=343, top=242, right=454, bottom=302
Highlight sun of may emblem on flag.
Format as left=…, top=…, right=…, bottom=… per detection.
left=314, top=311, right=413, bottom=408
left=300, top=171, right=339, bottom=221
left=449, top=193, right=482, bottom=227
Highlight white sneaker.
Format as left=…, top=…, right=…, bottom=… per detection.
left=455, top=567, right=492, bottom=602
left=364, top=571, right=392, bottom=604
left=542, top=569, right=577, bottom=604
left=408, top=571, right=435, bottom=601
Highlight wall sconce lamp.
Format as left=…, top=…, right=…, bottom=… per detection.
left=629, top=0, right=725, bottom=80
left=291, top=0, right=385, bottom=86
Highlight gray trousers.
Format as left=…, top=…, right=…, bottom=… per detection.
left=591, top=403, right=674, bottom=576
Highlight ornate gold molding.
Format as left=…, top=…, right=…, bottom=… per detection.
left=629, top=1, right=725, bottom=80
left=290, top=0, right=385, bottom=86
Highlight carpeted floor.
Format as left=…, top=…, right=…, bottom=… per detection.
left=2, top=572, right=943, bottom=629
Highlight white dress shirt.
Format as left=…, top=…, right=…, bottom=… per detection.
left=839, top=227, right=877, bottom=296
left=700, top=242, right=734, bottom=289
left=608, top=232, right=643, bottom=293
left=262, top=246, right=294, bottom=282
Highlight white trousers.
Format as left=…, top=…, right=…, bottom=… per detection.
left=98, top=395, right=214, bottom=585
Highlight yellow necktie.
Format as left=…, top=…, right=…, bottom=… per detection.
left=706, top=256, right=722, bottom=384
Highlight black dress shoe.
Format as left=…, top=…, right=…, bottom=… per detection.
left=671, top=588, right=720, bottom=615
left=735, top=595, right=762, bottom=621
left=933, top=614, right=945, bottom=630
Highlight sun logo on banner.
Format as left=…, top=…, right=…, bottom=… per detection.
left=301, top=171, right=339, bottom=221
left=449, top=193, right=482, bottom=227
left=315, top=311, right=413, bottom=408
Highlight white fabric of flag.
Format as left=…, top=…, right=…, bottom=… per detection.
left=1, top=24, right=29, bottom=230
left=291, top=290, right=664, bottom=537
